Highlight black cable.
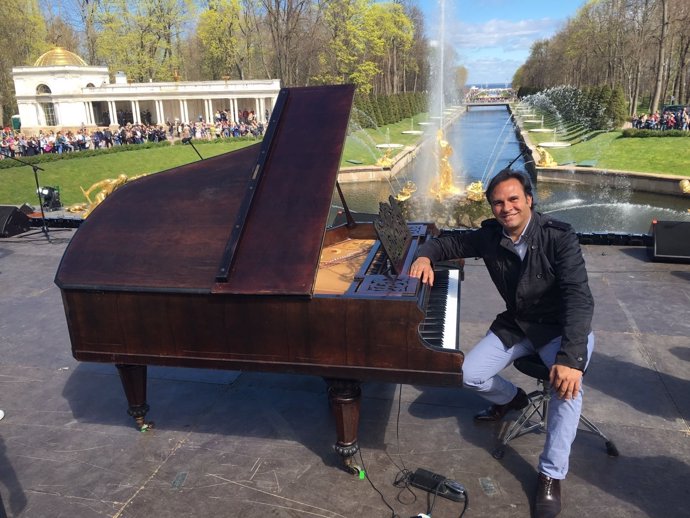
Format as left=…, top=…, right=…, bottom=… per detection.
left=459, top=490, right=469, bottom=518
left=362, top=383, right=470, bottom=518
left=426, top=478, right=444, bottom=516
left=387, top=385, right=418, bottom=506
left=427, top=477, right=469, bottom=518
left=357, top=449, right=402, bottom=518
left=392, top=467, right=417, bottom=506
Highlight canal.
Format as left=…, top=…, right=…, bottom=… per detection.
left=337, top=106, right=690, bottom=234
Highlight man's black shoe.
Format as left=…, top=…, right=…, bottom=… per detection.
left=534, top=473, right=561, bottom=518
left=473, top=387, right=529, bottom=422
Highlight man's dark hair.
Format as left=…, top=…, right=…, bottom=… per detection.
left=485, top=168, right=534, bottom=202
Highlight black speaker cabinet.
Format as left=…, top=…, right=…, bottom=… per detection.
left=648, top=220, right=690, bottom=263
left=0, top=205, right=31, bottom=237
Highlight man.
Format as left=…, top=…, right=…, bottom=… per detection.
left=410, top=169, right=594, bottom=518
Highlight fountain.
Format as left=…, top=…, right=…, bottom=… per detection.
left=523, top=114, right=543, bottom=124
left=429, top=129, right=462, bottom=199
left=346, top=111, right=406, bottom=166
left=536, top=126, right=571, bottom=148
left=375, top=128, right=404, bottom=150
left=529, top=116, right=556, bottom=133
left=336, top=2, right=689, bottom=234
left=391, top=0, right=491, bottom=228
left=401, top=116, right=424, bottom=136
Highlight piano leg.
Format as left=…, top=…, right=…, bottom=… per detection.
left=116, top=364, right=154, bottom=432
left=325, top=378, right=362, bottom=475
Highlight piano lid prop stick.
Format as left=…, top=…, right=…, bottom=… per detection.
left=335, top=181, right=356, bottom=228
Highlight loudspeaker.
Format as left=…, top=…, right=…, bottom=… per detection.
left=0, top=205, right=31, bottom=237
left=18, top=203, right=34, bottom=215
left=648, top=220, right=690, bottom=263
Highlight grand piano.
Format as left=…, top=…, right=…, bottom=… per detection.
left=54, top=84, right=464, bottom=474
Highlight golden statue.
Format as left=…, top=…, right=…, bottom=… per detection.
left=680, top=179, right=690, bottom=194
left=681, top=179, right=690, bottom=213
left=536, top=147, right=557, bottom=167
left=430, top=129, right=461, bottom=200
left=395, top=180, right=417, bottom=202
left=66, top=173, right=145, bottom=218
left=376, top=148, right=394, bottom=169
left=466, top=181, right=485, bottom=202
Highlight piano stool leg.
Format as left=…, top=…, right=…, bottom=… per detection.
left=325, top=378, right=363, bottom=476
left=116, top=364, right=154, bottom=432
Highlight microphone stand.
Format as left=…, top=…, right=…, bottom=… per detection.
left=1, top=152, right=69, bottom=241
left=505, top=151, right=524, bottom=169
left=181, top=137, right=204, bottom=160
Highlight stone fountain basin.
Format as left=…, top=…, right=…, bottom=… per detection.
left=376, top=143, right=404, bottom=149
left=539, top=141, right=571, bottom=148
left=530, top=128, right=555, bottom=133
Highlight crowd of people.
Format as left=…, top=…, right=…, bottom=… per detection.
left=631, top=106, right=690, bottom=130
left=0, top=108, right=265, bottom=159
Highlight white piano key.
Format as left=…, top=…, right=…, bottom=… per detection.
left=441, top=269, right=459, bottom=349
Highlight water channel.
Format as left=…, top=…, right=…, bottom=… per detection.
left=337, top=106, right=690, bottom=234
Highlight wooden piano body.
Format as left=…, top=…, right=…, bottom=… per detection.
left=54, top=85, right=463, bottom=473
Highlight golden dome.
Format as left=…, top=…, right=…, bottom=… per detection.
left=34, top=47, right=88, bottom=67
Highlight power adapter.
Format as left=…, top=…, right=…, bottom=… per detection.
left=409, top=468, right=466, bottom=502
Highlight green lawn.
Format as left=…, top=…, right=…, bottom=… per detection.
left=539, top=131, right=690, bottom=176
left=2, top=114, right=688, bottom=207
left=342, top=114, right=434, bottom=165
left=0, top=139, right=258, bottom=206
left=0, top=116, right=439, bottom=206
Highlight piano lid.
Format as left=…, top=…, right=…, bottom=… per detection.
left=55, top=84, right=355, bottom=296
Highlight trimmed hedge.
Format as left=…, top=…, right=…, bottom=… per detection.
left=351, top=91, right=429, bottom=129
left=0, top=136, right=260, bottom=170
left=621, top=129, right=690, bottom=138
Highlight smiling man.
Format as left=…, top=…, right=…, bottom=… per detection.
left=410, top=169, right=595, bottom=518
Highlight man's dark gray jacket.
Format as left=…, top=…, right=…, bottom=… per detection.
left=418, top=211, right=593, bottom=371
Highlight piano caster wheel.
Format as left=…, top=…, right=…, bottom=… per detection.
left=492, top=447, right=505, bottom=459
left=344, top=461, right=364, bottom=477
left=135, top=417, right=154, bottom=432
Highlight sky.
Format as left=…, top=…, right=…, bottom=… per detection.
left=415, top=0, right=586, bottom=85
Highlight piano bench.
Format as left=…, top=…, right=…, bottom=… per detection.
left=492, top=353, right=619, bottom=459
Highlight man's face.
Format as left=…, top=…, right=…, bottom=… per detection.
left=489, top=178, right=533, bottom=237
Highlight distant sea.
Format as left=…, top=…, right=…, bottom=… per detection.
left=468, top=83, right=512, bottom=89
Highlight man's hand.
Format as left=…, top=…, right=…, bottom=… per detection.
left=409, top=257, right=434, bottom=286
left=549, top=364, right=583, bottom=400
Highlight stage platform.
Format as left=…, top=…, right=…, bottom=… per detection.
left=27, top=209, right=84, bottom=229
left=0, top=231, right=688, bottom=517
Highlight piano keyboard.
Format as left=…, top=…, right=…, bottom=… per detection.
left=418, top=269, right=460, bottom=350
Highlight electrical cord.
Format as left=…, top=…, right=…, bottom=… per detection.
left=357, top=449, right=402, bottom=518
left=358, top=384, right=469, bottom=518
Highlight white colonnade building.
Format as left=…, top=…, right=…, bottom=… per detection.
left=12, top=47, right=281, bottom=134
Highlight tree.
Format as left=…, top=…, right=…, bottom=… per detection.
left=45, top=16, right=82, bottom=52
left=314, top=0, right=383, bottom=93
left=401, top=2, right=428, bottom=93
left=0, top=0, right=47, bottom=125
left=256, top=0, right=316, bottom=86
left=650, top=0, right=669, bottom=113
left=368, top=2, right=413, bottom=95
left=93, top=0, right=188, bottom=82
left=454, top=65, right=468, bottom=99
left=77, top=0, right=101, bottom=65
left=196, top=0, right=244, bottom=79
